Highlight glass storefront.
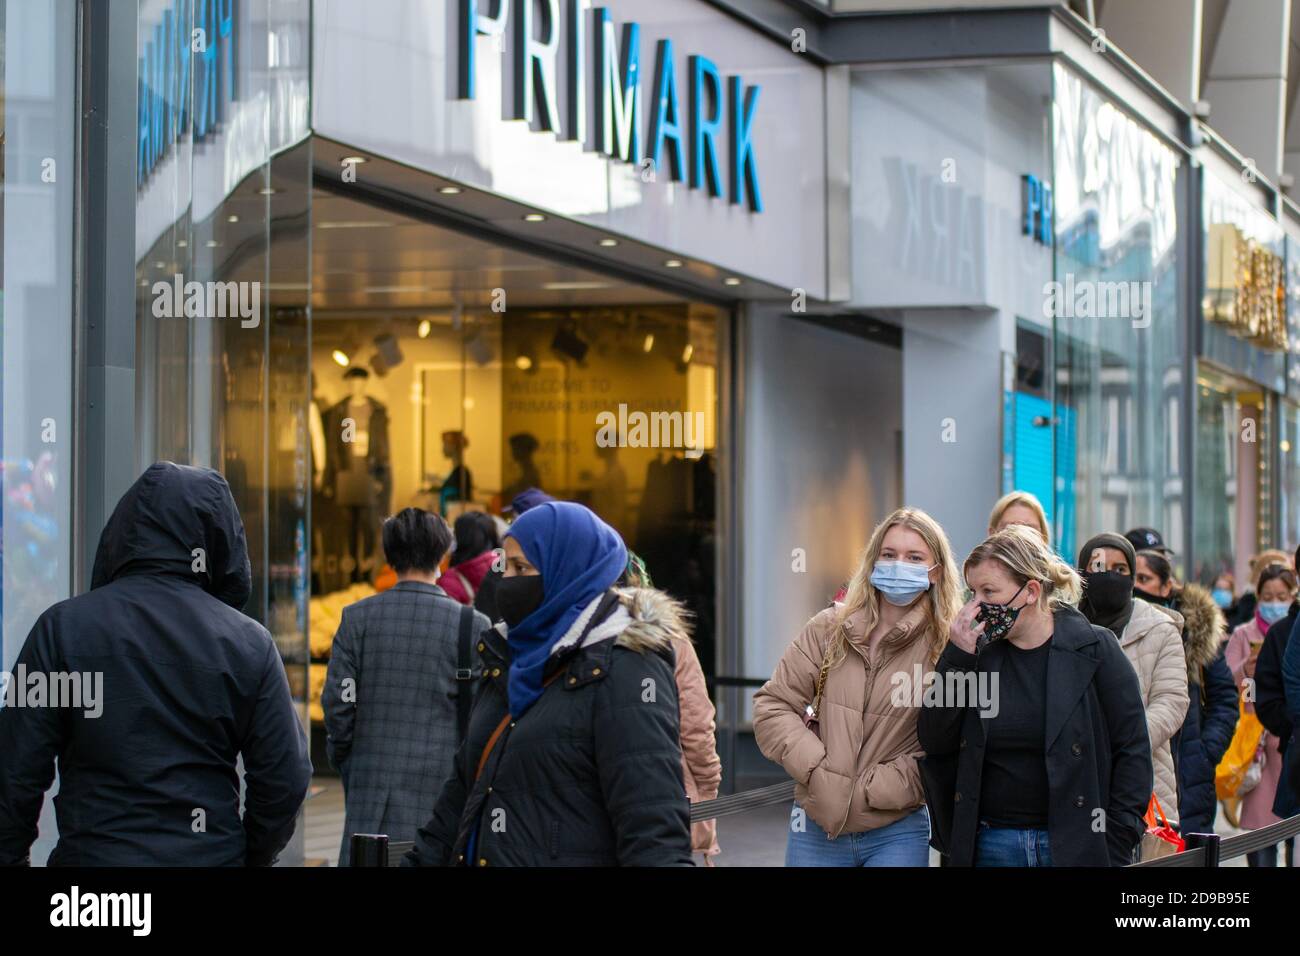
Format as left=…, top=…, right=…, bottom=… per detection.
left=2, top=0, right=77, bottom=673
left=1190, top=167, right=1290, bottom=582
left=301, top=201, right=722, bottom=733
left=1278, top=400, right=1300, bottom=560
left=1192, top=366, right=1267, bottom=586
left=1051, top=64, right=1183, bottom=564
left=131, top=0, right=313, bottom=862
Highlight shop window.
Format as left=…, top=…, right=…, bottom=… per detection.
left=1051, top=64, right=1183, bottom=563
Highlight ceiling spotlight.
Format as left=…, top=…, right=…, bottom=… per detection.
left=523, top=213, right=547, bottom=223
left=177, top=239, right=188, bottom=248
left=724, top=276, right=742, bottom=286
left=599, top=238, right=619, bottom=247
left=552, top=323, right=589, bottom=362
left=258, top=186, right=277, bottom=196
left=341, top=155, right=368, bottom=165
left=682, top=343, right=694, bottom=363
left=332, top=349, right=350, bottom=367
left=154, top=260, right=166, bottom=269
left=643, top=333, right=655, bottom=353
left=227, top=214, right=240, bottom=223
left=515, top=354, right=533, bottom=371
left=417, top=319, right=432, bottom=339
left=664, top=259, right=684, bottom=268
left=438, top=186, right=462, bottom=195
left=373, top=332, right=403, bottom=369
left=206, top=239, right=220, bottom=248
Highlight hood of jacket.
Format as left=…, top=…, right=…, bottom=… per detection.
left=1173, top=583, right=1227, bottom=683
left=545, top=587, right=686, bottom=660
left=90, top=461, right=252, bottom=610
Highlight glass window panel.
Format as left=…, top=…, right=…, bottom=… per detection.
left=1052, top=64, right=1183, bottom=565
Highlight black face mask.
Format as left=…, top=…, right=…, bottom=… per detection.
left=1084, top=570, right=1134, bottom=617
left=497, top=574, right=545, bottom=628
left=1134, top=586, right=1170, bottom=607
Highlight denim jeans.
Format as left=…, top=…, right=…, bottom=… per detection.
left=974, top=821, right=1053, bottom=867
left=784, top=803, right=931, bottom=867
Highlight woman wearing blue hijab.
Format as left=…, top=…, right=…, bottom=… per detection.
left=404, top=501, right=693, bottom=867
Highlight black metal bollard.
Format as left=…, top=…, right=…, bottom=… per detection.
left=350, top=833, right=390, bottom=867
left=1183, top=832, right=1221, bottom=867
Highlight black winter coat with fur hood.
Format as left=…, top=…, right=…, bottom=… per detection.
left=1164, top=584, right=1236, bottom=834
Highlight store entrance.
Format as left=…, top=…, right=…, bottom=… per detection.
left=1194, top=364, right=1273, bottom=587
left=303, top=190, right=722, bottom=727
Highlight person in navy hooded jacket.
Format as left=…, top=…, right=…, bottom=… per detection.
left=0, top=462, right=311, bottom=866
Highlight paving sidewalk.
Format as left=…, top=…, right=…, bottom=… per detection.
left=305, top=775, right=1263, bottom=868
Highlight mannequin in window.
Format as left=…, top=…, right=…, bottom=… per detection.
left=502, top=432, right=542, bottom=502
left=323, top=367, right=391, bottom=583
left=439, top=430, right=473, bottom=517
left=591, top=439, right=628, bottom=541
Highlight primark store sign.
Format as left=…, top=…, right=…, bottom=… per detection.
left=457, top=0, right=763, bottom=213
left=137, top=0, right=239, bottom=186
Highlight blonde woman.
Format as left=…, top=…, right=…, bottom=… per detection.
left=754, top=508, right=961, bottom=866
left=918, top=526, right=1153, bottom=866
left=987, top=491, right=1051, bottom=543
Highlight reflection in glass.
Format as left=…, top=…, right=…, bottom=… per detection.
left=1052, top=65, right=1183, bottom=563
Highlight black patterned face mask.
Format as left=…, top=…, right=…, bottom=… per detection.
left=975, top=581, right=1029, bottom=648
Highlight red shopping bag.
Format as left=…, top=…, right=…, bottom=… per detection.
left=1139, top=794, right=1185, bottom=861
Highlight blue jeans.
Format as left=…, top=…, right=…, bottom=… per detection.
left=974, top=821, right=1053, bottom=867
left=784, top=803, right=931, bottom=867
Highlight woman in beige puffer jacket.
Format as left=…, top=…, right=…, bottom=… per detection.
left=1077, top=533, right=1189, bottom=828
left=754, top=507, right=963, bottom=867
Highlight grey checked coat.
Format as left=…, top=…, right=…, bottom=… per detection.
left=322, top=580, right=489, bottom=865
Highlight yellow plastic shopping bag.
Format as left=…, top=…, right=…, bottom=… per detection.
left=1215, top=699, right=1265, bottom=800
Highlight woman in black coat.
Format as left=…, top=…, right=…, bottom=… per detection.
left=404, top=501, right=692, bottom=867
left=919, top=526, right=1153, bottom=866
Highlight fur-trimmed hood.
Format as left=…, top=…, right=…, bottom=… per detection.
left=1153, top=583, right=1227, bottom=683
left=1174, top=583, right=1227, bottom=683
left=543, top=587, right=689, bottom=659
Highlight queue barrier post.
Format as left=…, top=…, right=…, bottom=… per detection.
left=1182, top=832, right=1221, bottom=868
left=350, top=833, right=389, bottom=867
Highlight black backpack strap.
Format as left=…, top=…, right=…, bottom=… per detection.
left=455, top=604, right=476, bottom=741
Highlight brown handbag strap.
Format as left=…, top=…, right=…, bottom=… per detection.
left=473, top=664, right=569, bottom=781
left=474, top=714, right=512, bottom=782
left=809, top=621, right=844, bottom=717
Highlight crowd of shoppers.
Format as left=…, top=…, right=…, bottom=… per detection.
left=1, top=463, right=1298, bottom=869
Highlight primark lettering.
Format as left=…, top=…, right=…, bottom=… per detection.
left=137, top=0, right=239, bottom=186
left=458, top=0, right=763, bottom=212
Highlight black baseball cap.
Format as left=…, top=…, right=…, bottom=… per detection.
left=503, top=487, right=554, bottom=516
left=1125, top=527, right=1173, bottom=557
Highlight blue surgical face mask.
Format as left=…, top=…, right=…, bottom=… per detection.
left=1211, top=588, right=1233, bottom=609
left=1258, top=600, right=1290, bottom=625
left=870, top=560, right=935, bottom=607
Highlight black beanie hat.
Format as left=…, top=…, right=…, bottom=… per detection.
left=1077, top=532, right=1136, bottom=577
